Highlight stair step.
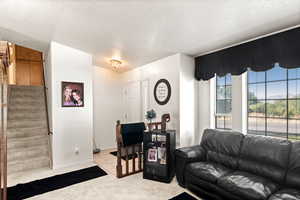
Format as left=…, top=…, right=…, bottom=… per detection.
left=8, top=119, right=47, bottom=129
left=9, top=91, right=45, bottom=99
left=8, top=135, right=48, bottom=150
left=8, top=93, right=45, bottom=101
left=8, top=156, right=49, bottom=175
left=8, top=98, right=45, bottom=106
left=7, top=127, right=48, bottom=139
left=8, top=110, right=47, bottom=121
left=9, top=88, right=44, bottom=96
left=9, top=85, right=44, bottom=92
left=8, top=108, right=46, bottom=116
left=8, top=146, right=48, bottom=163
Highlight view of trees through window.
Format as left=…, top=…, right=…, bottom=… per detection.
left=216, top=74, right=232, bottom=129
left=248, top=64, right=300, bottom=140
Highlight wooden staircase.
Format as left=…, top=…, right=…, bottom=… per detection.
left=0, top=40, right=49, bottom=200
left=7, top=85, right=50, bottom=175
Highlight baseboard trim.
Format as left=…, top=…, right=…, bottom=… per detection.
left=52, top=159, right=94, bottom=170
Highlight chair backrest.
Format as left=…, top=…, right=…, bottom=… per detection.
left=121, top=122, right=145, bottom=147
left=285, top=141, right=300, bottom=189
left=238, top=135, right=291, bottom=183
left=116, top=122, right=145, bottom=178
left=200, top=129, right=244, bottom=169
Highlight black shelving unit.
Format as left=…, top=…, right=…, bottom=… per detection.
left=143, top=130, right=176, bottom=183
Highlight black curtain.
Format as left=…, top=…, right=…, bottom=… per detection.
left=195, top=27, right=300, bottom=81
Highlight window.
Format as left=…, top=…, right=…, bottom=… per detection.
left=247, top=64, right=300, bottom=140
left=215, top=74, right=232, bottom=129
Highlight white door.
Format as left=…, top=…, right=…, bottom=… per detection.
left=123, top=81, right=141, bottom=123
left=141, top=80, right=150, bottom=122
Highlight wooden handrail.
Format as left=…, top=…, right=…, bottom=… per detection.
left=0, top=41, right=9, bottom=200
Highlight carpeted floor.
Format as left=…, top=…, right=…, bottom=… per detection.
left=8, top=166, right=107, bottom=200
left=7, top=150, right=199, bottom=200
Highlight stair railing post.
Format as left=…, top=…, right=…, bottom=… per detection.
left=0, top=67, right=7, bottom=200
left=0, top=41, right=10, bottom=200
left=116, top=121, right=122, bottom=178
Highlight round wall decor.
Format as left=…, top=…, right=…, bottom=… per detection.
left=154, top=79, right=171, bottom=105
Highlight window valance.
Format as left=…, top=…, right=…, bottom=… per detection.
left=195, top=27, right=300, bottom=81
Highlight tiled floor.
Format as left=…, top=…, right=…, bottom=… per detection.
left=8, top=149, right=200, bottom=200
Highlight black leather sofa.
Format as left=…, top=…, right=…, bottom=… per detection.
left=175, top=129, right=300, bottom=200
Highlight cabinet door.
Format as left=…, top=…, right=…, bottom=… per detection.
left=16, top=60, right=30, bottom=85
left=30, top=61, right=44, bottom=85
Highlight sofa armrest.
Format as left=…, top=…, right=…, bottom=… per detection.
left=175, top=145, right=205, bottom=187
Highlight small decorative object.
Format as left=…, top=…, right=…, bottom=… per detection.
left=158, top=143, right=166, bottom=165
left=151, top=134, right=157, bottom=142
left=62, top=82, right=84, bottom=107
left=147, top=148, right=157, bottom=162
left=161, top=113, right=170, bottom=132
left=146, top=109, right=157, bottom=130
left=154, top=79, right=171, bottom=105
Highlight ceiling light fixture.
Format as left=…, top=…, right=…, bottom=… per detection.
left=110, top=58, right=122, bottom=68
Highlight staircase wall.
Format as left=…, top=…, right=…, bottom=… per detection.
left=45, top=42, right=94, bottom=169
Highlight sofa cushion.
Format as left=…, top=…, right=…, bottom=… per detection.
left=268, top=189, right=300, bottom=200
left=218, top=171, right=278, bottom=200
left=286, top=141, right=300, bottom=190
left=186, top=162, right=232, bottom=183
left=201, top=129, right=244, bottom=170
left=175, top=145, right=206, bottom=160
left=238, top=134, right=291, bottom=183
left=186, top=178, right=243, bottom=200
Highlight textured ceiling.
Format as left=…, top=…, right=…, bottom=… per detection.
left=0, top=0, right=300, bottom=71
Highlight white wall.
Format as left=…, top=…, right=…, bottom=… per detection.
left=179, top=54, right=198, bottom=147
left=198, top=80, right=211, bottom=143
left=121, top=54, right=181, bottom=144
left=121, top=53, right=199, bottom=147
left=47, top=41, right=94, bottom=169
left=44, top=48, right=201, bottom=161
left=232, top=75, right=243, bottom=132
left=93, top=67, right=124, bottom=150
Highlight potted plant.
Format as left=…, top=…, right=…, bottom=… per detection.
left=146, top=109, right=156, bottom=131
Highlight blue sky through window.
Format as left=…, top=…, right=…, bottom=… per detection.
left=248, top=64, right=300, bottom=139
left=249, top=64, right=300, bottom=99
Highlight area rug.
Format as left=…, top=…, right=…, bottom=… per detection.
left=169, top=192, right=198, bottom=200
left=110, top=151, right=138, bottom=160
left=7, top=166, right=107, bottom=200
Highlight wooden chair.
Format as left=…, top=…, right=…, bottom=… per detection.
left=115, top=121, right=144, bottom=178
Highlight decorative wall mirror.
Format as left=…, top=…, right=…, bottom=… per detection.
left=154, top=79, right=171, bottom=105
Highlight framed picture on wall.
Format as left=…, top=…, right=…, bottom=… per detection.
left=62, top=81, right=84, bottom=107
left=154, top=79, right=171, bottom=105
